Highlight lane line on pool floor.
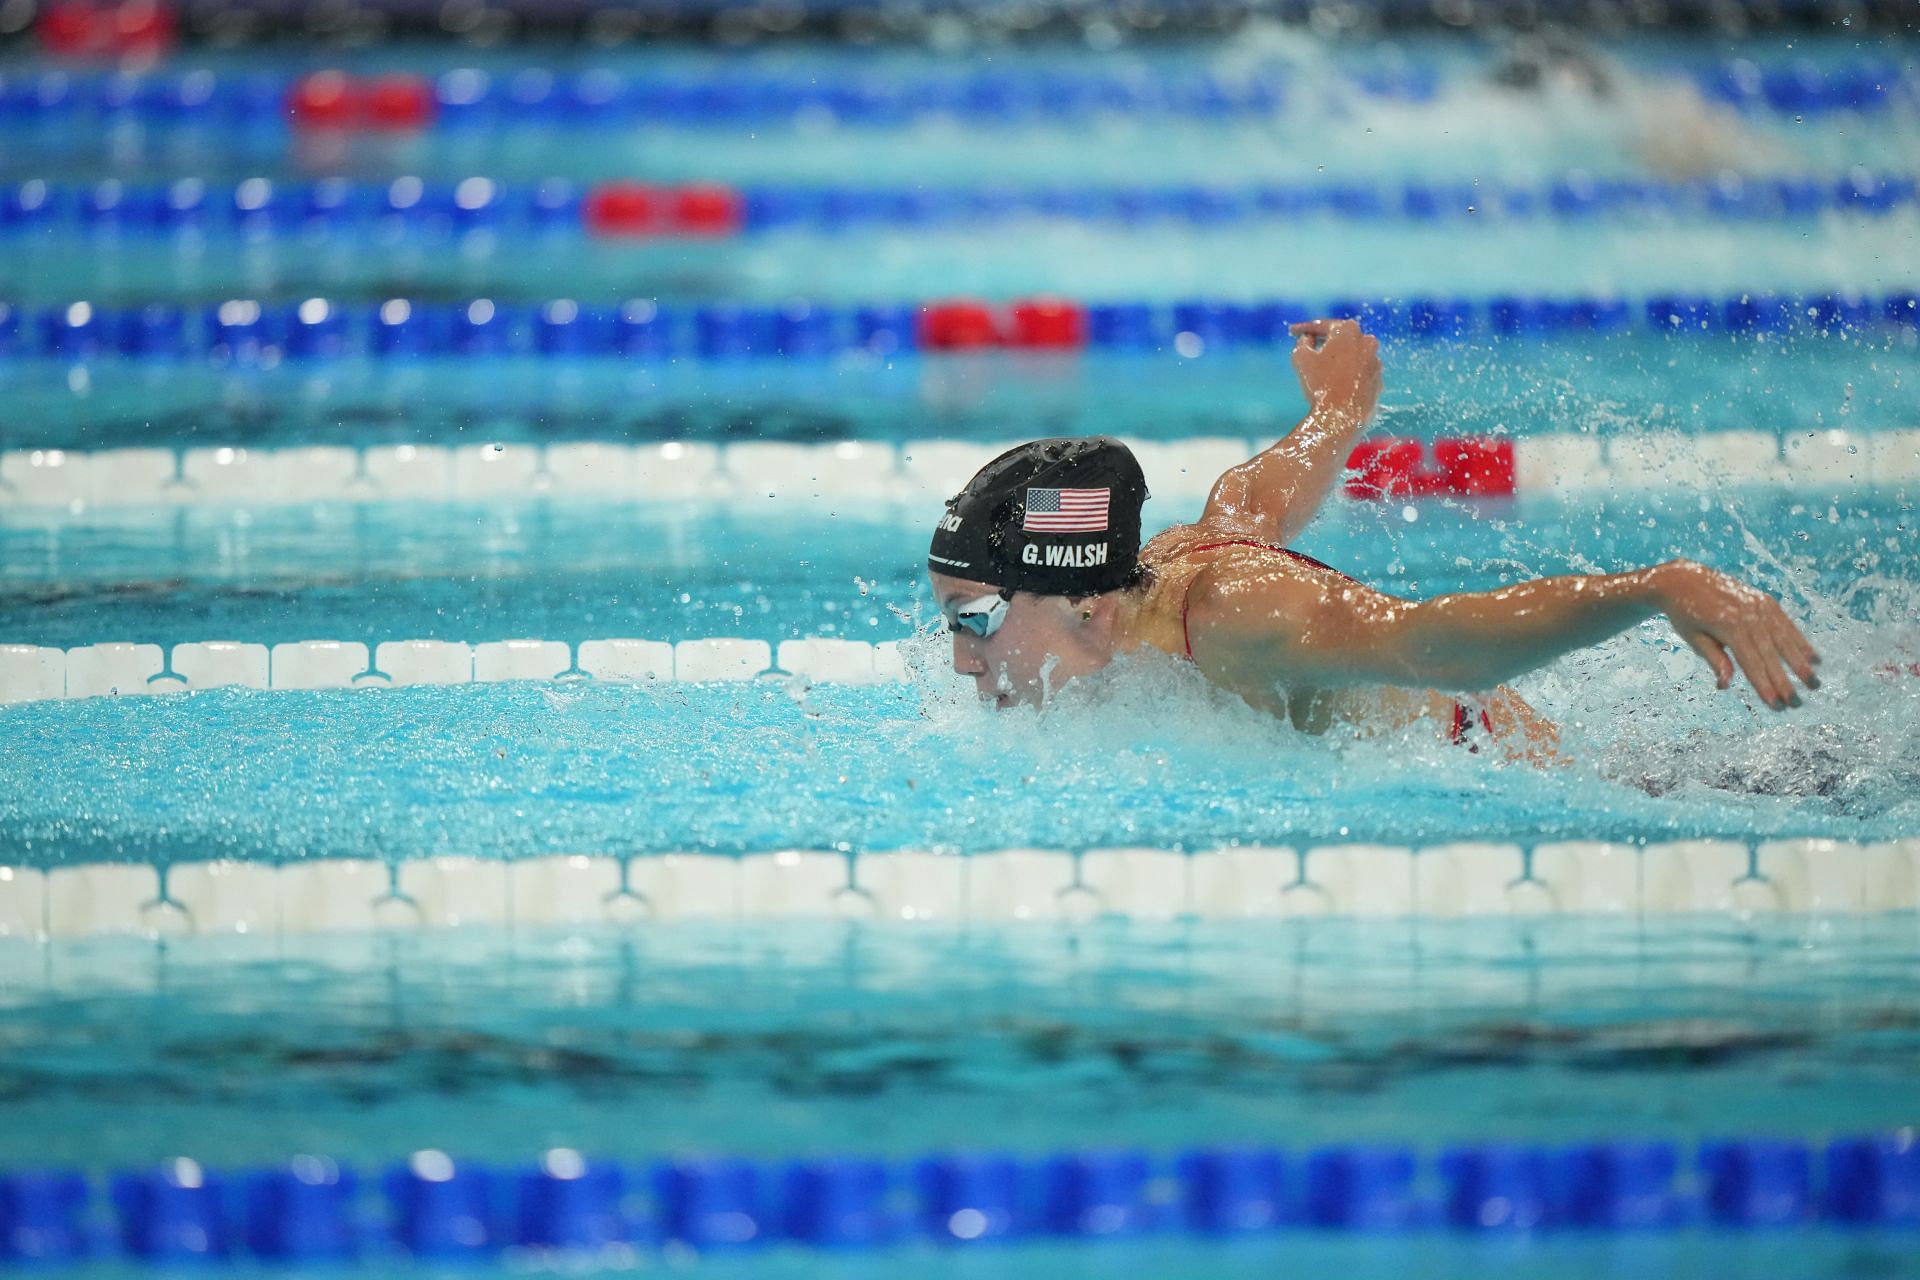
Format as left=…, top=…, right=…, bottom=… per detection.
left=2, top=840, right=1918, bottom=935
left=0, top=428, right=1914, bottom=511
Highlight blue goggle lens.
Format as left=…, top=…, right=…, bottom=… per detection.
left=945, top=592, right=1009, bottom=639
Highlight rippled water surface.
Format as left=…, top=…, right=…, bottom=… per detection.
left=4, top=919, right=1918, bottom=1168
left=2, top=487, right=1913, bottom=643
left=2, top=632, right=1916, bottom=864
left=2, top=335, right=1914, bottom=451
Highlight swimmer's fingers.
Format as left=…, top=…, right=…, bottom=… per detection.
left=1723, top=627, right=1781, bottom=708
left=1745, top=627, right=1801, bottom=710
left=1681, top=627, right=1736, bottom=690
left=1662, top=563, right=1816, bottom=707
left=1289, top=318, right=1361, bottom=349
left=1766, top=599, right=1822, bottom=690
left=1726, top=625, right=1797, bottom=710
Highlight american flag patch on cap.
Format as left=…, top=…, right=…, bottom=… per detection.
left=1022, top=487, right=1110, bottom=533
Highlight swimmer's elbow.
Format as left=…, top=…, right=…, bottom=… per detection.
left=1200, top=470, right=1283, bottom=540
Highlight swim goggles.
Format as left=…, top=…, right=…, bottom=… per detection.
left=942, top=588, right=1014, bottom=639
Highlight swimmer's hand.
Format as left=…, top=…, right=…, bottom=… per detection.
left=1290, top=318, right=1382, bottom=425
left=1653, top=559, right=1821, bottom=710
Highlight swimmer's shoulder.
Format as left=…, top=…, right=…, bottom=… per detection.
left=1128, top=524, right=1227, bottom=656
left=1139, top=521, right=1326, bottom=581
left=1137, top=522, right=1252, bottom=605
left=1128, top=522, right=1311, bottom=658
left=1139, top=523, right=1205, bottom=566
left=1139, top=519, right=1268, bottom=568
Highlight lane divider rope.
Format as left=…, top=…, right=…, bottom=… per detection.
left=2, top=290, right=1916, bottom=364
left=0, top=429, right=1911, bottom=513
left=31, top=0, right=174, bottom=60
left=2, top=841, right=1918, bottom=935
left=8, top=623, right=1918, bottom=708
left=3, top=1130, right=1917, bottom=1263
left=6, top=172, right=1915, bottom=240
left=11, top=629, right=1920, bottom=700
left=0, top=636, right=902, bottom=702
left=1, top=61, right=1912, bottom=132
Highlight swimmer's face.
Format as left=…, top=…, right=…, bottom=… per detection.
left=930, top=571, right=1116, bottom=709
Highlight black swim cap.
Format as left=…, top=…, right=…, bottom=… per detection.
left=927, top=436, right=1149, bottom=596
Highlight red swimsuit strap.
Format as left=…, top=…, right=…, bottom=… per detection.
left=1449, top=703, right=1496, bottom=750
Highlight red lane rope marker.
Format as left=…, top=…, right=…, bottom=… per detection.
left=287, top=70, right=356, bottom=129
left=362, top=75, right=436, bottom=131
left=918, top=300, right=1003, bottom=350
left=1435, top=437, right=1517, bottom=496
left=916, top=298, right=1089, bottom=351
left=582, top=183, right=743, bottom=236
left=37, top=0, right=175, bottom=58
left=582, top=181, right=662, bottom=234
left=288, top=72, right=435, bottom=133
left=668, top=184, right=744, bottom=237
left=1010, top=299, right=1088, bottom=350
left=1345, top=438, right=1517, bottom=499
left=1345, top=439, right=1426, bottom=497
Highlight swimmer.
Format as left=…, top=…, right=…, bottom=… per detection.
left=927, top=319, right=1821, bottom=758
left=1487, top=27, right=1785, bottom=179
left=1487, top=28, right=1616, bottom=99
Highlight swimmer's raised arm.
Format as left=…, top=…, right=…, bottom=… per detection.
left=1186, top=557, right=1821, bottom=711
left=1199, top=319, right=1381, bottom=544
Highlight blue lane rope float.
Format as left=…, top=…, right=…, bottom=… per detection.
left=0, top=61, right=1913, bottom=131
left=0, top=291, right=1914, bottom=365
left=2, top=1133, right=1914, bottom=1263
left=1, top=173, right=1914, bottom=241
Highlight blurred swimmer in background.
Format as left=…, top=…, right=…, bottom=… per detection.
left=1489, top=28, right=1785, bottom=177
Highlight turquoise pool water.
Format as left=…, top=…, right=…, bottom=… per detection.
left=3, top=216, right=1914, bottom=302
left=3, top=918, right=1917, bottom=1163
left=2, top=631, right=1916, bottom=866
left=0, top=335, right=1914, bottom=451
left=1, top=490, right=1913, bottom=648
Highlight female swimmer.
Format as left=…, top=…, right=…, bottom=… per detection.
left=926, top=320, right=1819, bottom=757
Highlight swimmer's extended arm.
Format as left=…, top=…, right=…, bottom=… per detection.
left=1199, top=319, right=1382, bottom=545
left=1186, top=558, right=1821, bottom=711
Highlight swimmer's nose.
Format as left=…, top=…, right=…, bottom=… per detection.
left=951, top=631, right=987, bottom=676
